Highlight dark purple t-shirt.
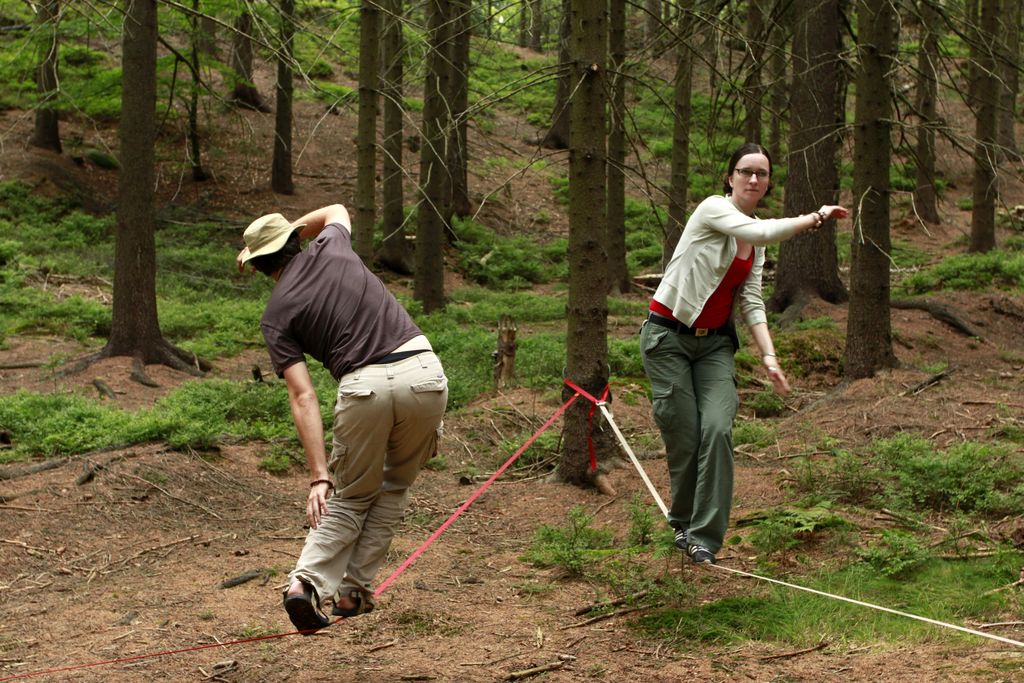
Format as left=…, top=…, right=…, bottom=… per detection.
left=260, top=223, right=422, bottom=380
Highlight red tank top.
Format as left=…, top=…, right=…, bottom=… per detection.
left=649, top=251, right=753, bottom=328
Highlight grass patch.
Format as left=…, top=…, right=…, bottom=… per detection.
left=449, top=217, right=567, bottom=288
left=733, top=420, right=777, bottom=449
left=793, top=433, right=1024, bottom=517
left=0, top=378, right=306, bottom=461
left=635, top=552, right=1023, bottom=648
left=523, top=506, right=617, bottom=576
left=896, top=248, right=1024, bottom=295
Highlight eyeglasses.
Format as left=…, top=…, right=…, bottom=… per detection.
left=734, top=168, right=770, bottom=179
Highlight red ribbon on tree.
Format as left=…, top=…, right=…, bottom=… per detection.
left=562, top=378, right=610, bottom=471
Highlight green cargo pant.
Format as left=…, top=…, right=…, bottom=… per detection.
left=640, top=320, right=738, bottom=553
left=288, top=351, right=448, bottom=608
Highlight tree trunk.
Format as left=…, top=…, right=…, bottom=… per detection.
left=743, top=0, right=765, bottom=144
left=767, top=12, right=789, bottom=156
left=845, top=0, right=898, bottom=379
left=100, top=0, right=204, bottom=376
left=377, top=0, right=412, bottom=274
left=607, top=0, right=629, bottom=294
left=913, top=0, right=941, bottom=224
left=771, top=0, right=847, bottom=313
left=542, top=0, right=571, bottom=149
left=271, top=0, right=295, bottom=195
left=30, top=0, right=61, bottom=154
left=665, top=7, right=697, bottom=269
left=230, top=12, right=270, bottom=112
left=354, top=0, right=381, bottom=259
left=997, top=0, right=1021, bottom=159
left=529, top=0, right=542, bottom=50
left=970, top=0, right=1000, bottom=253
left=559, top=0, right=609, bottom=487
left=702, top=8, right=719, bottom=102
left=644, top=0, right=661, bottom=49
left=448, top=0, right=472, bottom=219
left=518, top=0, right=528, bottom=47
left=187, top=0, right=207, bottom=181
left=109, top=0, right=161, bottom=359
left=415, top=0, right=451, bottom=313
left=198, top=13, right=218, bottom=58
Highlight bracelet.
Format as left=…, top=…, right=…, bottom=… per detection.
left=763, top=353, right=776, bottom=357
left=310, top=478, right=334, bottom=490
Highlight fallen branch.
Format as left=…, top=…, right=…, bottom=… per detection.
left=0, top=361, right=44, bottom=369
left=982, top=579, right=1024, bottom=596
left=0, top=459, right=66, bottom=481
left=559, top=606, right=640, bottom=629
left=962, top=400, right=1024, bottom=410
left=875, top=508, right=946, bottom=532
left=574, top=590, right=648, bottom=617
left=1, top=538, right=50, bottom=553
left=937, top=550, right=998, bottom=560
left=199, top=660, right=237, bottom=681
left=219, top=569, right=265, bottom=589
left=0, top=504, right=55, bottom=512
left=759, top=639, right=828, bottom=661
left=977, top=621, right=1024, bottom=629
left=927, top=529, right=990, bottom=548
left=504, top=660, right=567, bottom=681
left=118, top=534, right=199, bottom=565
left=901, top=368, right=952, bottom=396
left=118, top=471, right=222, bottom=519
left=590, top=496, right=619, bottom=517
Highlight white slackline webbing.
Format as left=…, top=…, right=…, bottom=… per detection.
left=598, top=402, right=668, bottom=517
left=595, top=402, right=1024, bottom=650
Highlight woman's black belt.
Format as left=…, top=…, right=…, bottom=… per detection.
left=647, top=313, right=725, bottom=337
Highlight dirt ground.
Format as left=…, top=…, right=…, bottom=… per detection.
left=3, top=50, right=1024, bottom=682
left=1, top=322, right=1023, bottom=683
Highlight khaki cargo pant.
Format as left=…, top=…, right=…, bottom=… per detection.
left=288, top=351, right=448, bottom=608
left=640, top=320, right=738, bottom=554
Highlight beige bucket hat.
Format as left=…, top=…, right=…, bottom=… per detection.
left=241, top=213, right=306, bottom=264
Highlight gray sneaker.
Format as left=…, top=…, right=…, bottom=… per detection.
left=686, top=544, right=716, bottom=564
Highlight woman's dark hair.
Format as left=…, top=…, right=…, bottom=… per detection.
left=250, top=231, right=301, bottom=276
left=722, top=142, right=773, bottom=196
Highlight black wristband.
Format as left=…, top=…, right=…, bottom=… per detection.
left=310, top=478, right=334, bottom=490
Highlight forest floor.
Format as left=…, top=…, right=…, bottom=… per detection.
left=2, top=51, right=1024, bottom=682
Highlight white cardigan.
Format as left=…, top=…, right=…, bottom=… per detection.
left=653, top=195, right=807, bottom=328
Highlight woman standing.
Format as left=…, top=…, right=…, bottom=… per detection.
left=641, top=143, right=848, bottom=564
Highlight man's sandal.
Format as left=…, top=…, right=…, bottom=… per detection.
left=283, top=581, right=330, bottom=634
left=331, top=589, right=375, bottom=617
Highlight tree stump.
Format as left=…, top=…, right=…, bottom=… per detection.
left=492, top=315, right=517, bottom=389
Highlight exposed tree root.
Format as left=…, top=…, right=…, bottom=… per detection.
left=891, top=298, right=983, bottom=338
left=130, top=358, right=160, bottom=387
left=0, top=459, right=66, bottom=481
left=59, top=340, right=211, bottom=379
left=991, top=295, right=1024, bottom=321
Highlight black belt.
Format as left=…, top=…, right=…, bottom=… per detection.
left=647, top=313, right=725, bottom=337
left=369, top=348, right=430, bottom=365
